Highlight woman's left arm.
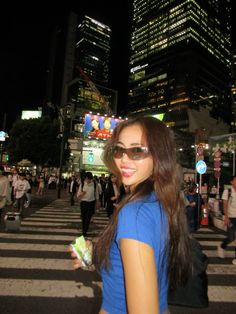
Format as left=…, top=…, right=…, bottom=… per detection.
left=120, top=238, right=159, bottom=314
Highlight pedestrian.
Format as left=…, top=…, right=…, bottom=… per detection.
left=99, top=174, right=107, bottom=208
left=105, top=173, right=120, bottom=218
left=77, top=172, right=99, bottom=237
left=37, top=176, right=45, bottom=195
left=25, top=173, right=33, bottom=208
left=14, top=173, right=31, bottom=217
left=94, top=176, right=102, bottom=212
left=218, top=175, right=236, bottom=264
left=70, top=116, right=191, bottom=313
left=68, top=175, right=79, bottom=206
left=185, top=183, right=204, bottom=233
left=0, top=165, right=11, bottom=223
left=10, top=168, right=19, bottom=202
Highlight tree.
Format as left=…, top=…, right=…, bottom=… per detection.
left=7, top=117, right=70, bottom=167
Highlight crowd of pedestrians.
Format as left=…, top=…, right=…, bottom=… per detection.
left=0, top=168, right=69, bottom=220
left=66, top=171, right=130, bottom=237
left=1, top=115, right=236, bottom=313
left=0, top=164, right=129, bottom=236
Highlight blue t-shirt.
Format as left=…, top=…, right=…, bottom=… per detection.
left=101, top=192, right=168, bottom=314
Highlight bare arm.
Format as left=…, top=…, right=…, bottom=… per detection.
left=120, top=238, right=159, bottom=314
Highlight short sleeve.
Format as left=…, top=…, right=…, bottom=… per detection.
left=222, top=189, right=228, bottom=201
left=116, top=201, right=160, bottom=249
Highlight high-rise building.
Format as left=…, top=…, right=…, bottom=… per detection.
left=128, top=0, right=232, bottom=129
left=231, top=50, right=236, bottom=131
left=68, top=15, right=117, bottom=117
left=75, top=15, right=112, bottom=87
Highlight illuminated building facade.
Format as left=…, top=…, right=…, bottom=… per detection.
left=231, top=50, right=236, bottom=131
left=75, top=15, right=112, bottom=86
left=68, top=17, right=117, bottom=173
left=128, top=0, right=232, bottom=129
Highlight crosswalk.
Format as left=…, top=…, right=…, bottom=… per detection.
left=0, top=200, right=109, bottom=314
left=1, top=201, right=236, bottom=313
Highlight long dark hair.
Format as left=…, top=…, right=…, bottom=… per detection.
left=93, top=116, right=191, bottom=288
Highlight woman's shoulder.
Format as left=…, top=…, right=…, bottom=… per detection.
left=120, top=192, right=161, bottom=218
left=117, top=192, right=167, bottom=243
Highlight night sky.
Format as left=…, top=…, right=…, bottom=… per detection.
left=0, top=1, right=132, bottom=131
left=1, top=1, right=235, bottom=132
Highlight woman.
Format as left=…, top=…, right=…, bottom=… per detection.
left=105, top=174, right=120, bottom=217
left=70, top=116, right=191, bottom=314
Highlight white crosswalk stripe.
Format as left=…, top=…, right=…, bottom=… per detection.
left=2, top=197, right=236, bottom=313
left=0, top=197, right=109, bottom=313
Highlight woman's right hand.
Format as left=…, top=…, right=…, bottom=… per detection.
left=68, top=246, right=83, bottom=269
left=68, top=240, right=93, bottom=269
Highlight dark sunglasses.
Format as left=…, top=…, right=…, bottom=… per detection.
left=112, top=146, right=149, bottom=160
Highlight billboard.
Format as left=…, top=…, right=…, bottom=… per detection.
left=82, top=148, right=104, bottom=166
left=21, top=110, right=42, bottom=120
left=0, top=131, right=7, bottom=141
left=84, top=113, right=123, bottom=139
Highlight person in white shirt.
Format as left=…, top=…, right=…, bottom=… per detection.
left=14, top=173, right=31, bottom=217
left=0, top=165, right=11, bottom=222
left=218, top=175, right=236, bottom=265
left=11, top=169, right=19, bottom=201
left=77, top=172, right=99, bottom=237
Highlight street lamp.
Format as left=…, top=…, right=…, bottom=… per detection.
left=57, top=78, right=79, bottom=199
left=57, top=105, right=71, bottom=198
left=47, top=102, right=68, bottom=199
left=54, top=80, right=80, bottom=198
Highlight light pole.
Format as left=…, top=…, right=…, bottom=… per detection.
left=57, top=79, right=78, bottom=199
left=57, top=133, right=66, bottom=198
left=46, top=102, right=67, bottom=199
left=57, top=105, right=69, bottom=199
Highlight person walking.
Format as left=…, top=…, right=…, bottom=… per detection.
left=68, top=175, right=79, bottom=206
left=99, top=174, right=107, bottom=208
left=25, top=173, right=33, bottom=208
left=37, top=176, right=45, bottom=195
left=0, top=165, right=11, bottom=223
left=185, top=183, right=204, bottom=233
left=218, top=175, right=236, bottom=264
left=70, top=116, right=191, bottom=314
left=105, top=173, right=120, bottom=218
left=77, top=172, right=99, bottom=237
left=10, top=169, right=19, bottom=202
left=14, top=173, right=31, bottom=217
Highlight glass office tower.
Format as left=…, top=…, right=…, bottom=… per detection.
left=69, top=15, right=116, bottom=130
left=128, top=0, right=231, bottom=128
left=76, top=15, right=112, bottom=86
left=231, top=50, right=236, bottom=131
